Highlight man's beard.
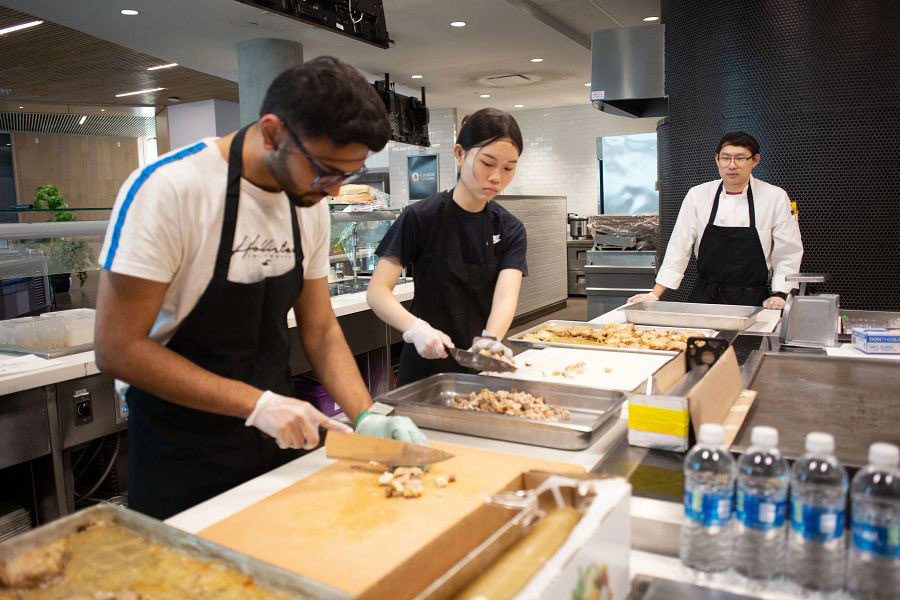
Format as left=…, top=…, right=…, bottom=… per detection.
left=268, top=150, right=328, bottom=208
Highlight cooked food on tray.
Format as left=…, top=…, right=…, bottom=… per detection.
left=448, top=388, right=571, bottom=421
left=0, top=521, right=292, bottom=599
left=521, top=323, right=705, bottom=351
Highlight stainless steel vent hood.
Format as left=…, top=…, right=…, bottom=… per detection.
left=591, top=24, right=666, bottom=118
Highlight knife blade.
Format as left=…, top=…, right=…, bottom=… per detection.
left=325, top=431, right=455, bottom=466
left=446, top=346, right=517, bottom=373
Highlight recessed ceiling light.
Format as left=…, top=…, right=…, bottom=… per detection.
left=167, top=96, right=182, bottom=102
left=0, top=20, right=43, bottom=35
left=17, top=106, right=23, bottom=109
left=643, top=16, right=659, bottom=22
left=121, top=9, right=139, bottom=16
left=432, top=143, right=441, bottom=147
left=514, top=104, right=524, bottom=108
left=530, top=58, right=543, bottom=63
left=480, top=94, right=490, bottom=98
left=411, top=74, right=423, bottom=79
left=147, top=63, right=178, bottom=71
left=115, top=87, right=165, bottom=97
left=584, top=82, right=591, bottom=87
left=78, top=116, right=87, bottom=125
left=450, top=21, right=466, bottom=27
left=100, top=108, right=106, bottom=112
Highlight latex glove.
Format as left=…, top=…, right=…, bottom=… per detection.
left=403, top=318, right=453, bottom=359
left=356, top=412, right=428, bottom=445
left=469, top=330, right=513, bottom=358
left=628, top=291, right=659, bottom=304
left=245, top=391, right=352, bottom=450
left=763, top=296, right=786, bottom=310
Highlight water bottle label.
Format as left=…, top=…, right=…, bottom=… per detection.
left=851, top=520, right=900, bottom=558
left=791, top=502, right=844, bottom=541
left=684, top=489, right=733, bottom=526
left=736, top=488, right=786, bottom=530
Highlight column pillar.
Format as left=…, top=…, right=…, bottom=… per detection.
left=236, top=38, right=304, bottom=126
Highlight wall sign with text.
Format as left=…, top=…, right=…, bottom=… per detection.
left=407, top=154, right=439, bottom=200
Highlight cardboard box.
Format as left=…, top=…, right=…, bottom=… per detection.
left=627, top=346, right=756, bottom=452
left=852, top=327, right=900, bottom=354
left=419, top=473, right=631, bottom=600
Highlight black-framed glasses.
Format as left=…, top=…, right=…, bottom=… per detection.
left=280, top=119, right=368, bottom=190
left=716, top=154, right=753, bottom=167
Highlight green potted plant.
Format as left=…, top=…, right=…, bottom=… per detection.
left=31, top=184, right=93, bottom=293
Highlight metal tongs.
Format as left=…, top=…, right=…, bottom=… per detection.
left=445, top=344, right=517, bottom=373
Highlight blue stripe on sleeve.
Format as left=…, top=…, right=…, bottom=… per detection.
left=103, top=141, right=207, bottom=270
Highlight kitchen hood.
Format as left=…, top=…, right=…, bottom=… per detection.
left=590, top=24, right=667, bottom=118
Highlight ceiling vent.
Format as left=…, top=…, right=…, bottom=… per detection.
left=0, top=112, right=155, bottom=137
left=479, top=73, right=540, bottom=87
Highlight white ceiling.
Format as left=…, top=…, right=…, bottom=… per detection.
left=1, top=0, right=660, bottom=113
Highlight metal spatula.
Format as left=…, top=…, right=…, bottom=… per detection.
left=445, top=345, right=517, bottom=373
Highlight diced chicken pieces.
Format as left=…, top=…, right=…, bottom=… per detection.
left=448, top=388, right=570, bottom=421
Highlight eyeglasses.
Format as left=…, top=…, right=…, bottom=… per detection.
left=280, top=119, right=368, bottom=190
left=716, top=154, right=753, bottom=167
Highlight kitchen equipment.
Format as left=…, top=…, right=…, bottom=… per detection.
left=585, top=248, right=656, bottom=319
left=446, top=345, right=516, bottom=373
left=0, top=503, right=346, bottom=599
left=621, top=301, right=763, bottom=331
left=197, top=442, right=583, bottom=599
left=737, top=352, right=900, bottom=467
left=566, top=239, right=593, bottom=296
left=508, top=319, right=718, bottom=356
left=324, top=431, right=454, bottom=466
left=486, top=347, right=673, bottom=392
left=594, top=234, right=638, bottom=249
left=779, top=293, right=840, bottom=348
left=376, top=373, right=626, bottom=450
left=786, top=272, right=828, bottom=296
left=567, top=213, right=590, bottom=239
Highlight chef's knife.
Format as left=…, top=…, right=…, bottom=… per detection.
left=445, top=346, right=517, bottom=373
left=325, top=431, right=454, bottom=466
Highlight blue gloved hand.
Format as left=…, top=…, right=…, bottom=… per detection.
left=355, top=411, right=428, bottom=445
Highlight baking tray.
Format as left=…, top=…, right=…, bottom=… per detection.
left=507, top=320, right=718, bottom=356
left=0, top=342, right=93, bottom=359
left=620, top=301, right=763, bottom=331
left=376, top=373, right=626, bottom=450
left=0, top=503, right=348, bottom=599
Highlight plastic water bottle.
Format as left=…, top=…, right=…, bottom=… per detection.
left=788, top=432, right=848, bottom=592
left=734, top=425, right=789, bottom=580
left=847, top=442, right=900, bottom=599
left=680, top=423, right=737, bottom=572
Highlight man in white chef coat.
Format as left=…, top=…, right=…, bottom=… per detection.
left=630, top=131, right=803, bottom=309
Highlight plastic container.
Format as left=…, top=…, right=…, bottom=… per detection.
left=847, top=442, right=900, bottom=599
left=40, top=309, right=95, bottom=347
left=734, top=426, right=789, bottom=580
left=0, top=316, right=65, bottom=349
left=294, top=380, right=340, bottom=417
left=788, top=432, right=848, bottom=592
left=680, top=423, right=737, bottom=573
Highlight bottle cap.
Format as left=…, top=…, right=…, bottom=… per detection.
left=751, top=426, right=778, bottom=449
left=699, top=423, right=725, bottom=446
left=869, top=443, right=900, bottom=467
left=805, top=432, right=834, bottom=455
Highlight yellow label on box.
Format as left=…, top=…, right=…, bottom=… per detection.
left=628, top=404, right=690, bottom=438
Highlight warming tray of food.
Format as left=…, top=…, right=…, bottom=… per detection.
left=0, top=504, right=347, bottom=599
left=507, top=320, right=717, bottom=356
left=620, top=301, right=763, bottom=331
left=375, top=373, right=626, bottom=450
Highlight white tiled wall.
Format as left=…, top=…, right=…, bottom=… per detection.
left=502, top=105, right=661, bottom=216
left=388, top=108, right=458, bottom=205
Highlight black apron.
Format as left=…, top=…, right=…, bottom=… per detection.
left=126, top=125, right=304, bottom=519
left=688, top=181, right=770, bottom=307
left=397, top=195, right=499, bottom=385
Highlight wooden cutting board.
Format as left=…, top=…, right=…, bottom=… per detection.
left=198, top=442, right=583, bottom=599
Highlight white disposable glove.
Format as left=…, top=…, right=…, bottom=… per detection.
left=628, top=291, right=659, bottom=304
left=763, top=295, right=786, bottom=310
left=245, top=391, right=352, bottom=450
left=469, top=330, right=513, bottom=358
left=403, top=318, right=453, bottom=359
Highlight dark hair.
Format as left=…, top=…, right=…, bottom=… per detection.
left=260, top=56, right=391, bottom=151
left=456, top=108, right=524, bottom=155
left=716, top=131, right=760, bottom=156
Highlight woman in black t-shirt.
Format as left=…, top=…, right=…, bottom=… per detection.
left=367, top=108, right=528, bottom=385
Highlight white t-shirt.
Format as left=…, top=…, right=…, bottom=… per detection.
left=99, top=137, right=330, bottom=349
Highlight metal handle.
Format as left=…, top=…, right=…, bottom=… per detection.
left=586, top=287, right=653, bottom=293
left=785, top=273, right=828, bottom=283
